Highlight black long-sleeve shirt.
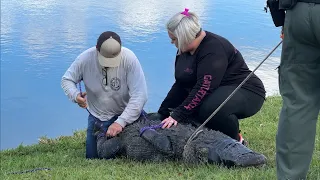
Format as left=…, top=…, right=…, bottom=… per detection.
left=158, top=31, right=266, bottom=122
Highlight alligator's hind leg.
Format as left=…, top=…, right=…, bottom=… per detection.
left=210, top=137, right=267, bottom=167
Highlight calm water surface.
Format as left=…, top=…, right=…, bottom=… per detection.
left=1, top=0, right=283, bottom=150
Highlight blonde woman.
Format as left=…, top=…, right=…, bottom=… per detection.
left=158, top=8, right=266, bottom=144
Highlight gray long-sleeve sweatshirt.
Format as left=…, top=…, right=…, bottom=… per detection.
left=61, top=46, right=148, bottom=127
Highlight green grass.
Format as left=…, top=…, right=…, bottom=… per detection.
left=1, top=96, right=319, bottom=180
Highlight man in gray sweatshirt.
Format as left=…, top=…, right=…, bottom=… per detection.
left=61, top=31, right=148, bottom=159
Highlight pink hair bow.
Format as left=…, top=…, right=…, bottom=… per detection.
left=181, top=8, right=190, bottom=17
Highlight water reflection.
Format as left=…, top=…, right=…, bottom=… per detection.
left=19, top=0, right=58, bottom=10
left=59, top=2, right=89, bottom=50
left=117, top=0, right=208, bottom=43
left=1, top=1, right=14, bottom=55
left=240, top=46, right=281, bottom=96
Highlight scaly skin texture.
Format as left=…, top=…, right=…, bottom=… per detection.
left=96, top=113, right=267, bottom=167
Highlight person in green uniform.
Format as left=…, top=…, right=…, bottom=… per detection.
left=275, top=0, right=320, bottom=179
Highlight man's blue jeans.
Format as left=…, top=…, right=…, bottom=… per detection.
left=86, top=114, right=118, bottom=159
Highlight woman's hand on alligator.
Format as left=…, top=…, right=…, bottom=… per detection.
left=161, top=116, right=178, bottom=129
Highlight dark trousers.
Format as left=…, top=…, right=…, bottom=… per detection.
left=276, top=2, right=320, bottom=180
left=196, top=86, right=265, bottom=140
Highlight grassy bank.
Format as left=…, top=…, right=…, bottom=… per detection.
left=1, top=96, right=319, bottom=180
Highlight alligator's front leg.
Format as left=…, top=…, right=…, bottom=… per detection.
left=97, top=136, right=123, bottom=159
left=140, top=129, right=173, bottom=155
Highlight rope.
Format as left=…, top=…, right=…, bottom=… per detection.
left=184, top=40, right=283, bottom=149
left=139, top=111, right=164, bottom=136
left=6, top=168, right=51, bottom=175
left=78, top=81, right=90, bottom=114
left=139, top=123, right=164, bottom=136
